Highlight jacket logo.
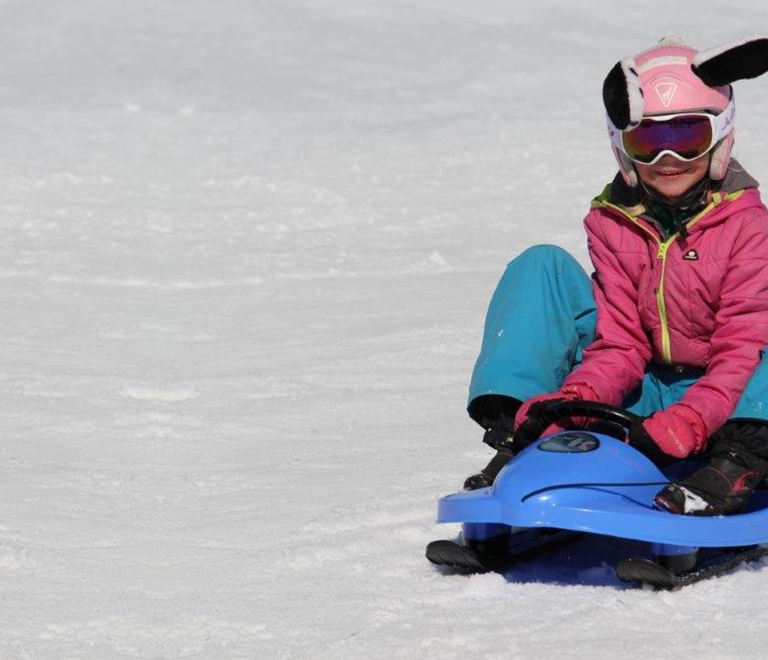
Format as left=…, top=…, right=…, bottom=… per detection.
left=683, top=249, right=699, bottom=261
left=655, top=82, right=678, bottom=108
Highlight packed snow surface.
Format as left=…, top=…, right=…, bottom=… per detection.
left=2, top=0, right=768, bottom=658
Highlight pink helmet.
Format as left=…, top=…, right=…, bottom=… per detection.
left=603, top=35, right=768, bottom=187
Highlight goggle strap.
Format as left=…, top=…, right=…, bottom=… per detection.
left=712, top=96, right=736, bottom=141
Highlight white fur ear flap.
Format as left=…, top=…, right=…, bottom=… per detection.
left=616, top=149, right=638, bottom=187
left=603, top=57, right=644, bottom=130
left=710, top=131, right=735, bottom=181
left=693, top=35, right=768, bottom=87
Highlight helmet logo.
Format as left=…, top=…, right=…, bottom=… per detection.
left=655, top=82, right=678, bottom=108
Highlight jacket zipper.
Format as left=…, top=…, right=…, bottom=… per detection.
left=592, top=193, right=738, bottom=364
left=655, top=241, right=673, bottom=362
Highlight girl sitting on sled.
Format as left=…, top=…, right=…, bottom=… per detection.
left=465, top=35, right=768, bottom=516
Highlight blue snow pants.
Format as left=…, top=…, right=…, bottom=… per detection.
left=468, top=244, right=768, bottom=423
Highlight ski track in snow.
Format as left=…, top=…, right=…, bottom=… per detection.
left=1, top=0, right=768, bottom=658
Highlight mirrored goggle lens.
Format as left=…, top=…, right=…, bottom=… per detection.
left=621, top=115, right=714, bottom=164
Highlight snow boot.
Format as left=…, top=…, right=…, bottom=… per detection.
left=654, top=448, right=765, bottom=516
left=463, top=449, right=514, bottom=491
left=464, top=395, right=520, bottom=491
left=654, top=420, right=768, bottom=516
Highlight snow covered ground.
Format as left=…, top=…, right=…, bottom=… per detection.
left=2, top=0, right=768, bottom=657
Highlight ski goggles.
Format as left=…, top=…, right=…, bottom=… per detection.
left=609, top=98, right=735, bottom=165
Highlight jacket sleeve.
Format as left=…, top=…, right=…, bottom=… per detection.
left=561, top=211, right=652, bottom=405
left=678, top=211, right=768, bottom=435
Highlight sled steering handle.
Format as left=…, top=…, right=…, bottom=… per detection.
left=544, top=400, right=642, bottom=427
left=513, top=400, right=643, bottom=452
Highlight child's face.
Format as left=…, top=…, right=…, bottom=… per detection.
left=635, top=153, right=710, bottom=202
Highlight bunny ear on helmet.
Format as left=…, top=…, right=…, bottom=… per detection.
left=693, top=35, right=768, bottom=87
left=602, top=58, right=644, bottom=130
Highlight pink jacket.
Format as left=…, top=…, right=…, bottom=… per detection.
left=561, top=184, right=768, bottom=435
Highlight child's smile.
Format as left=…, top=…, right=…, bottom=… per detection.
left=635, top=153, right=710, bottom=202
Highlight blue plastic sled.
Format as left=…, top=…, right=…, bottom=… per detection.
left=427, top=401, right=768, bottom=587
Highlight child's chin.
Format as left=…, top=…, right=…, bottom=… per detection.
left=649, top=176, right=698, bottom=199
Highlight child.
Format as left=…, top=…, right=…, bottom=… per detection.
left=463, top=36, right=768, bottom=516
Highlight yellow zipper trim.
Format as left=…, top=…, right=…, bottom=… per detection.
left=591, top=189, right=745, bottom=364
left=655, top=241, right=673, bottom=362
